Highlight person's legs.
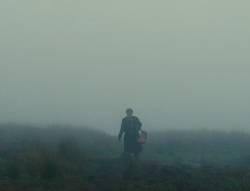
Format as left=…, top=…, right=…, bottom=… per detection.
left=124, top=152, right=130, bottom=164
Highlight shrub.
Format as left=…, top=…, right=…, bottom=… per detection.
left=4, top=159, right=20, bottom=180
left=200, top=153, right=206, bottom=167
left=241, top=151, right=250, bottom=165
left=56, top=136, right=89, bottom=177
left=174, top=154, right=183, bottom=166
left=239, top=178, right=250, bottom=191
left=167, top=142, right=175, bottom=156
left=57, top=136, right=80, bottom=163
left=22, top=145, right=62, bottom=180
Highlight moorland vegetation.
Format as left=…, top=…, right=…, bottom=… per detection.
left=1, top=123, right=250, bottom=190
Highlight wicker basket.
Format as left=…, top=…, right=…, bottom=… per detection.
left=138, top=130, right=147, bottom=144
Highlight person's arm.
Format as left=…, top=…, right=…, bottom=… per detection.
left=135, top=117, right=142, bottom=131
left=118, top=118, right=125, bottom=139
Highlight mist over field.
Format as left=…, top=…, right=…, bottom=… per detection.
left=1, top=1, right=250, bottom=134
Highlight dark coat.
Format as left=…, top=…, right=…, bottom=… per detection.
left=118, top=116, right=143, bottom=154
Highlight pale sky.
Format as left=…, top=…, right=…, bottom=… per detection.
left=1, top=1, right=250, bottom=134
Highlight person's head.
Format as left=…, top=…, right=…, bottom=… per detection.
left=126, top=108, right=133, bottom=117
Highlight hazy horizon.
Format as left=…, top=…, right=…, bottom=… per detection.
left=1, top=1, right=250, bottom=134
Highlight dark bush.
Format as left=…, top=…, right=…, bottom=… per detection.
left=57, top=136, right=80, bottom=163
left=4, top=159, right=20, bottom=180
left=22, top=145, right=62, bottom=180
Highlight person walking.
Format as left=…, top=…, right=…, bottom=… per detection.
left=118, top=108, right=143, bottom=162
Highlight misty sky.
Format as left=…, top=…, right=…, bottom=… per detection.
left=1, top=1, right=250, bottom=134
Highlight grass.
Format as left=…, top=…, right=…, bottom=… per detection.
left=1, top=123, right=250, bottom=190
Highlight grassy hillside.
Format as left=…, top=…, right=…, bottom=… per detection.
left=142, top=129, right=250, bottom=167
left=1, top=123, right=250, bottom=190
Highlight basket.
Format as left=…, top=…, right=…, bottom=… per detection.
left=138, top=130, right=147, bottom=144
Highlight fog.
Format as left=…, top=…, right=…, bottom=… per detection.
left=1, top=1, right=250, bottom=134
